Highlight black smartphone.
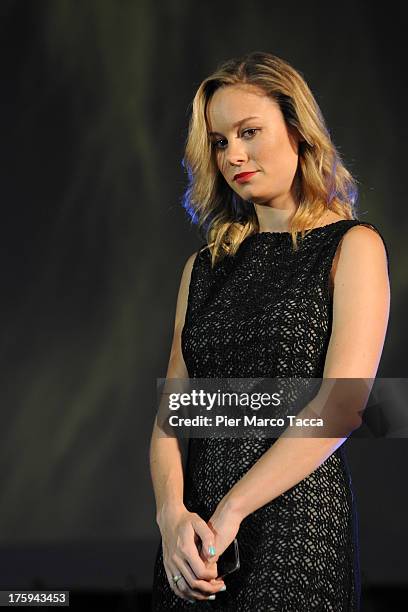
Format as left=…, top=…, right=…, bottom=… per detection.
left=215, top=538, right=240, bottom=579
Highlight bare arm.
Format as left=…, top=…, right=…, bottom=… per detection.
left=149, top=249, right=225, bottom=601
left=207, top=225, right=390, bottom=547
left=150, top=250, right=196, bottom=526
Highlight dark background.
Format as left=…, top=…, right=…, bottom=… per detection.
left=0, top=0, right=406, bottom=609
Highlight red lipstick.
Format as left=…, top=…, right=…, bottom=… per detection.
left=234, top=171, right=258, bottom=183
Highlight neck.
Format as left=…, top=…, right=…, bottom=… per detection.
left=253, top=201, right=298, bottom=233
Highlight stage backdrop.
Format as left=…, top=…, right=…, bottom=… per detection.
left=0, top=0, right=406, bottom=594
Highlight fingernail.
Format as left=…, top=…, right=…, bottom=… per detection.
left=208, top=594, right=216, bottom=600
left=208, top=545, right=216, bottom=556
left=219, top=584, right=227, bottom=591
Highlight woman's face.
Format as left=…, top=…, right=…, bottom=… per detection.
left=206, top=84, right=301, bottom=207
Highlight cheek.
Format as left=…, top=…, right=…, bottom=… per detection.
left=248, top=136, right=275, bottom=164
left=262, top=140, right=297, bottom=172
left=256, top=134, right=277, bottom=158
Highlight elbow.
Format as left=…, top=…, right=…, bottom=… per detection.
left=349, top=415, right=363, bottom=434
left=352, top=408, right=365, bottom=432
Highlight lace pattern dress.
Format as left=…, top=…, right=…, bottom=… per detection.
left=151, top=219, right=389, bottom=611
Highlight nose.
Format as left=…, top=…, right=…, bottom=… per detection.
left=225, top=137, right=248, bottom=167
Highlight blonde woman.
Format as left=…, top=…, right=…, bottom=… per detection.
left=150, top=51, right=390, bottom=610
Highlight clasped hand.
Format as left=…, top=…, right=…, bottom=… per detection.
left=159, top=499, right=242, bottom=602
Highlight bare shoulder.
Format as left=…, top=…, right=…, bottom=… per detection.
left=174, top=250, right=201, bottom=332
left=332, top=223, right=390, bottom=303
left=180, top=250, right=200, bottom=289
left=329, top=222, right=389, bottom=300
left=179, top=249, right=201, bottom=295
left=338, top=223, right=388, bottom=264
left=164, top=250, right=202, bottom=380
left=184, top=250, right=200, bottom=273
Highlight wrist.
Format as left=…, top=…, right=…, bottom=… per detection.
left=156, top=500, right=186, bottom=529
left=219, top=489, right=247, bottom=523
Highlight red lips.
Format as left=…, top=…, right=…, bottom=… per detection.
left=234, top=171, right=258, bottom=182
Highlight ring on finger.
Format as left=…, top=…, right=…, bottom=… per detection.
left=172, top=574, right=183, bottom=586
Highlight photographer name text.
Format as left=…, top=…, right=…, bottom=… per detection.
left=167, top=415, right=323, bottom=427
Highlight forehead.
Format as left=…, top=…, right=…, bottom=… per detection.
left=206, top=84, right=280, bottom=131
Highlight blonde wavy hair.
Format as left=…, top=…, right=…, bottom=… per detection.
left=182, top=51, right=359, bottom=267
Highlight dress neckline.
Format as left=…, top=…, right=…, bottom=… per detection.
left=248, top=219, right=353, bottom=238
left=255, top=219, right=354, bottom=236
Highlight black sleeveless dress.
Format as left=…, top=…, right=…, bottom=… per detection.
left=151, top=219, right=389, bottom=611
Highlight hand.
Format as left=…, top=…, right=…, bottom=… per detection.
left=206, top=496, right=243, bottom=567
left=158, top=504, right=226, bottom=603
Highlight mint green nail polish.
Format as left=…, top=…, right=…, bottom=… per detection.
left=208, top=545, right=216, bottom=556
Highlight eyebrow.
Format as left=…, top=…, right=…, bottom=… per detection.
left=208, top=116, right=260, bottom=136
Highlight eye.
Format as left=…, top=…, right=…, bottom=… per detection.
left=212, top=138, right=227, bottom=150
left=242, top=128, right=259, bottom=138
left=211, top=128, right=260, bottom=150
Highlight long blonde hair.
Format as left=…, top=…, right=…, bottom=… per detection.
left=182, top=51, right=358, bottom=267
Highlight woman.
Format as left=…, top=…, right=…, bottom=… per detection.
left=149, top=51, right=390, bottom=610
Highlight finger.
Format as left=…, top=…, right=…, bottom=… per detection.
left=164, top=554, right=214, bottom=602
left=164, top=565, right=195, bottom=602
left=197, top=547, right=220, bottom=578
left=175, top=576, right=218, bottom=602
left=178, top=558, right=225, bottom=596
left=168, top=568, right=219, bottom=602
left=192, top=516, right=217, bottom=562
left=184, top=540, right=219, bottom=581
left=197, top=542, right=220, bottom=568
